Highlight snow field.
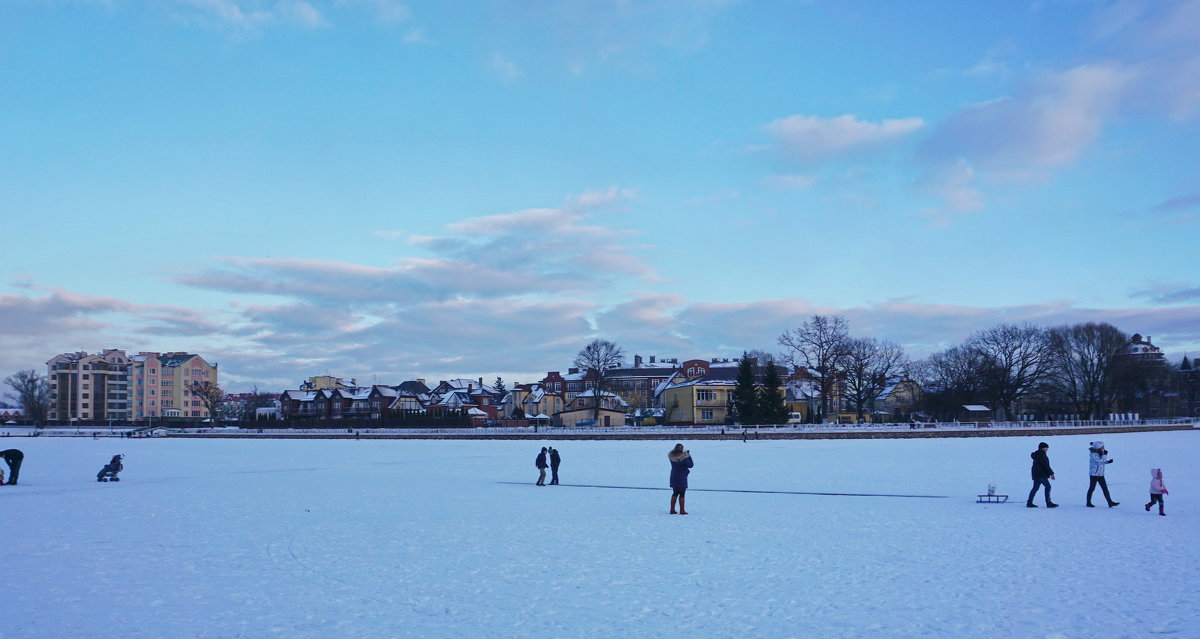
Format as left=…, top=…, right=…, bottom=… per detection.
left=1, top=431, right=1197, bottom=639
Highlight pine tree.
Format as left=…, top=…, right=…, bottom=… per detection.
left=757, top=361, right=789, bottom=424
left=732, top=352, right=760, bottom=425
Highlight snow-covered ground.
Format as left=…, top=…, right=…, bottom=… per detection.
left=2, top=431, right=1197, bottom=639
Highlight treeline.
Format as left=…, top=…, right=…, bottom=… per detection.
left=775, top=316, right=1189, bottom=423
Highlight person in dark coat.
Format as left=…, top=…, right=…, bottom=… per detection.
left=1086, top=441, right=1118, bottom=508
left=1, top=449, right=23, bottom=485
left=1027, top=442, right=1058, bottom=508
left=535, top=447, right=548, bottom=486
left=668, top=443, right=694, bottom=515
left=548, top=447, right=561, bottom=485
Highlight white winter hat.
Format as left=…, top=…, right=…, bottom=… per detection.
left=1091, top=441, right=1104, bottom=449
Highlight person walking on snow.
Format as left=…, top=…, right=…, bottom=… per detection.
left=1146, top=468, right=1168, bottom=516
left=535, top=447, right=548, bottom=486
left=1, top=449, right=22, bottom=485
left=668, top=443, right=694, bottom=515
left=1027, top=442, right=1058, bottom=508
left=1086, top=441, right=1119, bottom=507
left=548, top=447, right=561, bottom=485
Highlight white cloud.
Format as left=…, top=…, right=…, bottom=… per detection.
left=765, top=113, right=925, bottom=163
left=176, top=0, right=326, bottom=29
left=336, top=0, right=408, bottom=23
left=761, top=174, right=818, bottom=191
left=491, top=52, right=521, bottom=82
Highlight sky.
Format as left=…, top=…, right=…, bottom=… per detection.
left=2, top=0, right=1199, bottom=392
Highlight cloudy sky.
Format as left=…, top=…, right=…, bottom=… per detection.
left=3, top=0, right=1199, bottom=392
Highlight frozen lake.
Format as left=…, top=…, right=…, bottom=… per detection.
left=2, top=431, right=1197, bottom=638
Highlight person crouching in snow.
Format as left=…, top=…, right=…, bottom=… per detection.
left=1, top=449, right=22, bottom=485
left=668, top=444, right=693, bottom=515
left=1086, top=441, right=1119, bottom=508
left=1146, top=468, right=1168, bottom=516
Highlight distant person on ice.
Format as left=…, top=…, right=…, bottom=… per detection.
left=1027, top=442, right=1058, bottom=508
left=1086, top=441, right=1119, bottom=508
left=1146, top=468, right=1168, bottom=516
left=535, top=447, right=548, bottom=486
left=668, top=444, right=693, bottom=515
left=1, top=449, right=23, bottom=485
left=548, top=447, right=561, bottom=485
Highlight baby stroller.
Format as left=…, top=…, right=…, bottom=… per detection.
left=97, top=454, right=124, bottom=482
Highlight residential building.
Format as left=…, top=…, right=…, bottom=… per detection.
left=503, top=383, right=565, bottom=419
left=554, top=389, right=628, bottom=427
left=129, top=352, right=218, bottom=421
left=46, top=349, right=131, bottom=423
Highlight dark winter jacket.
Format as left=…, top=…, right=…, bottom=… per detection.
left=549, top=449, right=561, bottom=469
left=535, top=451, right=548, bottom=469
left=1030, top=449, right=1054, bottom=480
left=668, top=451, right=694, bottom=489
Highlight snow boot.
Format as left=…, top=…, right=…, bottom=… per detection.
left=1087, top=502, right=1095, bottom=507
left=1046, top=502, right=1059, bottom=508
left=1145, top=502, right=1152, bottom=512
left=669, top=495, right=678, bottom=515
left=1108, top=501, right=1119, bottom=507
left=1159, top=509, right=1166, bottom=516
left=678, top=496, right=687, bottom=515
left=1026, top=501, right=1037, bottom=508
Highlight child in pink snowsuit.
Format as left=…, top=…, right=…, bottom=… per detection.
left=1145, top=468, right=1168, bottom=516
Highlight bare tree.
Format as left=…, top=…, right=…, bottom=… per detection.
left=1045, top=322, right=1128, bottom=419
left=911, top=346, right=989, bottom=420
left=573, top=339, right=625, bottom=424
left=967, top=323, right=1052, bottom=421
left=190, top=380, right=225, bottom=425
left=4, top=370, right=53, bottom=425
left=240, top=385, right=276, bottom=421
left=778, top=314, right=850, bottom=423
left=842, top=338, right=908, bottom=423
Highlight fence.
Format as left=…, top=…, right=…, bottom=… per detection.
left=3, top=418, right=1194, bottom=439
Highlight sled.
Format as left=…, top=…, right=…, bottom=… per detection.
left=976, top=494, right=1008, bottom=503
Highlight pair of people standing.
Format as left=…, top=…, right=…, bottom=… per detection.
left=534, top=446, right=561, bottom=486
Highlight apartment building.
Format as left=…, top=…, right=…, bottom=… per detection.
left=45, top=349, right=131, bottom=423
left=129, top=352, right=219, bottom=421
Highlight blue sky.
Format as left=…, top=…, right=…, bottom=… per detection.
left=3, top=0, right=1198, bottom=391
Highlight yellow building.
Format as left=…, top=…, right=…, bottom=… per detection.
left=659, top=374, right=735, bottom=425
left=129, top=352, right=218, bottom=421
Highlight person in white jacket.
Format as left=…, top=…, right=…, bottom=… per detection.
left=1086, top=441, right=1119, bottom=508
left=1145, top=468, right=1168, bottom=516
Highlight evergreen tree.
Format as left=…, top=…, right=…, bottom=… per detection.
left=757, top=361, right=789, bottom=424
left=732, top=352, right=760, bottom=425
left=494, top=377, right=507, bottom=395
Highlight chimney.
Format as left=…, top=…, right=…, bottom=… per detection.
left=634, top=354, right=643, bottom=367
left=1147, top=336, right=1152, bottom=344
left=650, top=355, right=656, bottom=364
left=468, top=383, right=473, bottom=393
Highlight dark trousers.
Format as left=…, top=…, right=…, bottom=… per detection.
left=2, top=450, right=22, bottom=484
left=1148, top=494, right=1165, bottom=511
left=550, top=465, right=559, bottom=485
left=536, top=468, right=546, bottom=485
left=1087, top=476, right=1114, bottom=505
left=1028, top=477, right=1052, bottom=504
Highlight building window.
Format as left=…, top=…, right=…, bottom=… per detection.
left=697, top=390, right=716, bottom=402
left=161, top=379, right=172, bottom=386
left=701, top=409, right=714, bottom=420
